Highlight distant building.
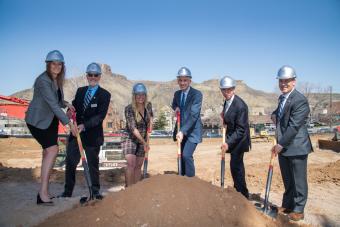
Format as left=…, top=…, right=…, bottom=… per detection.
left=103, top=102, right=124, bottom=132
left=249, top=107, right=266, bottom=116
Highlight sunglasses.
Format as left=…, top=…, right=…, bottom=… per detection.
left=87, top=74, right=100, bottom=78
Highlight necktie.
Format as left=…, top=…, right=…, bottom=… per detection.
left=224, top=100, right=230, bottom=114
left=83, top=89, right=93, bottom=110
left=277, top=95, right=285, bottom=119
left=180, top=92, right=185, bottom=109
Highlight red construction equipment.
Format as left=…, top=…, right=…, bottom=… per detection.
left=0, top=94, right=67, bottom=134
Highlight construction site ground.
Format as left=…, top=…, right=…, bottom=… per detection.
left=0, top=134, right=339, bottom=226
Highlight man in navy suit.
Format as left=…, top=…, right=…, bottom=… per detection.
left=172, top=67, right=203, bottom=177
left=220, top=76, right=251, bottom=198
left=60, top=63, right=111, bottom=199
left=271, top=66, right=312, bottom=221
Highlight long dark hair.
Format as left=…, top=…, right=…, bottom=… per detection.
left=46, top=62, right=66, bottom=88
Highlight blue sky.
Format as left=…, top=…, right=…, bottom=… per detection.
left=1, top=0, right=339, bottom=95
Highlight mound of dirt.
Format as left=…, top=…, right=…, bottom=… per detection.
left=310, top=160, right=340, bottom=185
left=39, top=174, right=295, bottom=227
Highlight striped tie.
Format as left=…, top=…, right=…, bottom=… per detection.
left=277, top=95, right=285, bottom=119
left=83, top=89, right=92, bottom=110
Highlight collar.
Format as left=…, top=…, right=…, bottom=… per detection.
left=226, top=94, right=235, bottom=105
left=181, top=86, right=190, bottom=95
left=281, top=88, right=295, bottom=99
left=88, top=85, right=99, bottom=91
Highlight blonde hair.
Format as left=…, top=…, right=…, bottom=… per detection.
left=131, top=94, right=150, bottom=123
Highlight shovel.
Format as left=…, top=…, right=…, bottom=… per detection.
left=256, top=137, right=278, bottom=218
left=176, top=111, right=182, bottom=175
left=71, top=112, right=93, bottom=205
left=221, top=125, right=226, bottom=188
left=143, top=127, right=151, bottom=179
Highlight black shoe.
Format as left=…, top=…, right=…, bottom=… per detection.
left=94, top=193, right=104, bottom=200
left=37, top=194, right=54, bottom=206
left=57, top=192, right=72, bottom=198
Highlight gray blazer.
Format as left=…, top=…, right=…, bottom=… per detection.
left=273, top=89, right=313, bottom=156
left=25, top=72, right=69, bottom=129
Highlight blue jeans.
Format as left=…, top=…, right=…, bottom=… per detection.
left=180, top=137, right=197, bottom=177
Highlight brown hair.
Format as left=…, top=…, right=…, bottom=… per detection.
left=46, top=62, right=66, bottom=88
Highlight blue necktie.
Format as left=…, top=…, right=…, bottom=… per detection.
left=180, top=92, right=185, bottom=125
left=278, top=95, right=285, bottom=119
left=180, top=92, right=185, bottom=109
left=83, top=89, right=93, bottom=110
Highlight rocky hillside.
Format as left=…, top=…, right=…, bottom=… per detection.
left=10, top=64, right=283, bottom=118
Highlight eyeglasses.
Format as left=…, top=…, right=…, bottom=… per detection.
left=87, top=74, right=100, bottom=78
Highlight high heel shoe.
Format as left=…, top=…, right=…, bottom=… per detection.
left=37, top=193, right=54, bottom=206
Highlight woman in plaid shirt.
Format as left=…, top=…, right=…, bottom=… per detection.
left=122, top=83, right=153, bottom=186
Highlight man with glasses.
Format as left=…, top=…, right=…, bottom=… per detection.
left=220, top=76, right=251, bottom=199
left=172, top=67, right=203, bottom=177
left=271, top=65, right=312, bottom=221
left=59, top=62, right=111, bottom=199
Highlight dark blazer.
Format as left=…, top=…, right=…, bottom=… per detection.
left=172, top=86, right=203, bottom=144
left=25, top=72, right=69, bottom=129
left=69, top=86, right=111, bottom=147
left=272, top=89, right=313, bottom=156
left=223, top=95, right=251, bottom=154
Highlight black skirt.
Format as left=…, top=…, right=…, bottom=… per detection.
left=27, top=116, right=59, bottom=149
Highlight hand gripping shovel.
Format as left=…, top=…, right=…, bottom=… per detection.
left=70, top=112, right=94, bottom=204
left=221, top=125, right=226, bottom=188
left=142, top=127, right=151, bottom=179
left=176, top=111, right=182, bottom=175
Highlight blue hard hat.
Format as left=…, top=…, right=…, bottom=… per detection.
left=86, top=63, right=102, bottom=75
left=45, top=50, right=64, bottom=63
left=177, top=67, right=192, bottom=78
left=133, top=83, right=147, bottom=94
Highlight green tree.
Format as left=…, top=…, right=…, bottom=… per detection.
left=154, top=111, right=167, bottom=130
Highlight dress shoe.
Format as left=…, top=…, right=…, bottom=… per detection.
left=288, top=212, right=304, bottom=221
left=94, top=193, right=104, bottom=200
left=37, top=194, right=54, bottom=206
left=277, top=207, right=292, bottom=214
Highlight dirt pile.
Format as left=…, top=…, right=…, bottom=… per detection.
left=39, top=174, right=294, bottom=227
left=310, top=160, right=340, bottom=185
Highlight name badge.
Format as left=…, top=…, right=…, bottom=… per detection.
left=91, top=104, right=97, bottom=108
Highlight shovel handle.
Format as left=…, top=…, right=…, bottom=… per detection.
left=176, top=111, right=182, bottom=175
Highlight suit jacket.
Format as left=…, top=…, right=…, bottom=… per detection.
left=272, top=89, right=313, bottom=156
left=25, top=72, right=69, bottom=129
left=69, top=86, right=111, bottom=147
left=223, top=95, right=251, bottom=154
left=172, top=86, right=203, bottom=144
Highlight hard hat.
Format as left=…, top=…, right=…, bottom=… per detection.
left=45, top=50, right=64, bottom=63
left=177, top=67, right=192, bottom=78
left=219, top=76, right=236, bottom=89
left=86, top=63, right=102, bottom=75
left=133, top=83, right=147, bottom=94
left=277, top=65, right=297, bottom=79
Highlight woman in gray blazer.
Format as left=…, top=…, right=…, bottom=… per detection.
left=25, top=50, right=76, bottom=205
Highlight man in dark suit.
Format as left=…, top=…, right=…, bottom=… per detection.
left=60, top=63, right=111, bottom=199
left=271, top=65, right=312, bottom=221
left=220, top=76, right=251, bottom=199
left=172, top=67, right=203, bottom=177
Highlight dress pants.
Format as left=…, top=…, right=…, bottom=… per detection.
left=180, top=137, right=197, bottom=177
left=64, top=138, right=101, bottom=196
left=230, top=151, right=249, bottom=198
left=279, top=154, right=308, bottom=213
